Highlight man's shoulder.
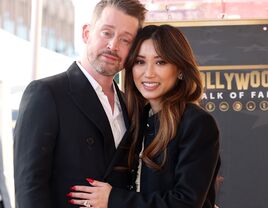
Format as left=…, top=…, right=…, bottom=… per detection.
left=39, top=70, right=67, bottom=84
left=28, top=62, right=78, bottom=88
left=23, top=68, right=73, bottom=97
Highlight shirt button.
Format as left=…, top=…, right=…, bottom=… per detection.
left=147, top=123, right=149, bottom=127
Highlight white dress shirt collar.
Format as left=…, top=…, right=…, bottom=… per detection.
left=76, top=61, right=126, bottom=148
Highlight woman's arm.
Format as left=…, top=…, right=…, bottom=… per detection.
left=68, top=111, right=220, bottom=208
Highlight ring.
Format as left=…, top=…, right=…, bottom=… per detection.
left=83, top=200, right=91, bottom=207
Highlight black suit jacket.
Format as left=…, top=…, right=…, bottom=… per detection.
left=14, top=62, right=131, bottom=208
left=109, top=103, right=220, bottom=208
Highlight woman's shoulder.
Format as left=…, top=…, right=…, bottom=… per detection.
left=184, top=103, right=208, bottom=115
left=182, top=103, right=217, bottom=125
left=179, top=103, right=219, bottom=142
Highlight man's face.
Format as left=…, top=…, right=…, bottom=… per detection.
left=83, top=6, right=139, bottom=77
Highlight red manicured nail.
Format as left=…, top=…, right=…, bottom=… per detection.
left=86, top=178, right=94, bottom=183
left=70, top=186, right=76, bottom=190
left=68, top=199, right=74, bottom=204
left=66, top=193, right=72, bottom=197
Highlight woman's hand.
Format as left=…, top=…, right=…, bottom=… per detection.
left=67, top=178, right=112, bottom=208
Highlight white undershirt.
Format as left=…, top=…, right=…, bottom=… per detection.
left=136, top=138, right=144, bottom=192
left=136, top=109, right=154, bottom=192
left=76, top=61, right=126, bottom=148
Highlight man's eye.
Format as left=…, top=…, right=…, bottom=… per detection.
left=101, top=31, right=112, bottom=37
left=120, top=38, right=131, bottom=46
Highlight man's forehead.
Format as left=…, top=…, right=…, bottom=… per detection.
left=96, top=7, right=139, bottom=36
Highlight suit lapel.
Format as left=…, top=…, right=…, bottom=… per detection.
left=66, top=62, right=116, bottom=164
left=114, top=81, right=130, bottom=129
left=103, top=130, right=131, bottom=179
left=103, top=82, right=131, bottom=178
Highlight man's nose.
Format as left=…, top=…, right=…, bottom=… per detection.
left=107, top=37, right=119, bottom=51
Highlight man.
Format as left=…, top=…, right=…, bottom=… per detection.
left=14, top=1, right=146, bottom=207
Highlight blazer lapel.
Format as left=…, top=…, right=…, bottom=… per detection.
left=103, top=104, right=150, bottom=179
left=66, top=62, right=116, bottom=164
left=103, top=82, right=131, bottom=178
left=103, top=130, right=131, bottom=179
left=114, top=81, right=130, bottom=129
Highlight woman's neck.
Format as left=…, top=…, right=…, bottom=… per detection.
left=149, top=101, right=162, bottom=114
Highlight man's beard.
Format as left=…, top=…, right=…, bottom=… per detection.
left=88, top=49, right=123, bottom=77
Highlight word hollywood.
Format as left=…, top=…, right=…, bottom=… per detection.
left=201, top=71, right=268, bottom=90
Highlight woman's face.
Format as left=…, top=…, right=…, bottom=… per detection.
left=133, top=39, right=179, bottom=111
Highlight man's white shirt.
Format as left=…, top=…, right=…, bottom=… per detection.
left=77, top=61, right=126, bottom=148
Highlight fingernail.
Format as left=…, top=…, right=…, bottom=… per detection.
left=86, top=178, right=94, bottom=183
left=66, top=193, right=72, bottom=197
left=70, top=186, right=76, bottom=190
left=68, top=199, right=74, bottom=204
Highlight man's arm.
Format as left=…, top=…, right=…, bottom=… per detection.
left=14, top=80, right=58, bottom=208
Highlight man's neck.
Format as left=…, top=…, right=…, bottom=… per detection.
left=79, top=60, right=116, bottom=110
left=87, top=66, right=115, bottom=111
left=80, top=60, right=114, bottom=92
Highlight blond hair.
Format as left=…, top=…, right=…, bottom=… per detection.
left=91, top=0, right=147, bottom=28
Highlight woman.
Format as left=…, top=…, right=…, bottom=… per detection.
left=68, top=25, right=220, bottom=208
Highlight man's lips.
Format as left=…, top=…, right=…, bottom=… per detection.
left=101, top=53, right=119, bottom=61
left=99, top=50, right=120, bottom=62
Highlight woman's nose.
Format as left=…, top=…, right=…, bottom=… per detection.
left=144, top=64, right=155, bottom=77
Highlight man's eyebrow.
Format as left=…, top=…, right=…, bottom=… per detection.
left=102, top=24, right=114, bottom=29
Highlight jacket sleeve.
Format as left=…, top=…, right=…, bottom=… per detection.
left=108, top=111, right=220, bottom=208
left=14, top=80, right=58, bottom=208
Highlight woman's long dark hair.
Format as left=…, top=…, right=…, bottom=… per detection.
left=125, top=25, right=203, bottom=170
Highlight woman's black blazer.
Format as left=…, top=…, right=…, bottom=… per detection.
left=109, top=103, right=220, bottom=208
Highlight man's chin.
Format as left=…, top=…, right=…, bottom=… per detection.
left=96, top=67, right=121, bottom=77
left=101, top=64, right=122, bottom=73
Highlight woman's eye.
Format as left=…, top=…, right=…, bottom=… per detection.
left=134, top=59, right=145, bottom=65
left=156, top=60, right=167, bottom=65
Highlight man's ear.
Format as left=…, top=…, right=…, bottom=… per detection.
left=82, top=24, right=90, bottom=43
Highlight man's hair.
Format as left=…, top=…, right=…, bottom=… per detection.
left=91, top=0, right=147, bottom=28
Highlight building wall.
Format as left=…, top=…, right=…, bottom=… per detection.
left=0, top=0, right=75, bottom=56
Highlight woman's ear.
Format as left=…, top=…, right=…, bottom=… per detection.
left=82, top=24, right=90, bottom=43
